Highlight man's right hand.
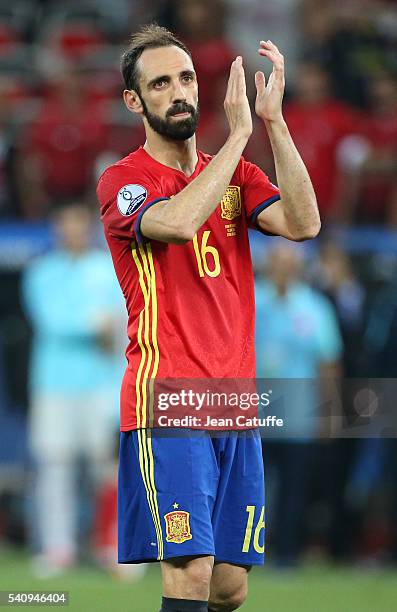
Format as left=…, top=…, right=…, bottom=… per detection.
left=224, top=56, right=253, bottom=141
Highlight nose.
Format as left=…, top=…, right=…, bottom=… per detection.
left=171, top=79, right=186, bottom=103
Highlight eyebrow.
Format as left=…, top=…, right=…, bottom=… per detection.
left=146, top=70, right=195, bottom=89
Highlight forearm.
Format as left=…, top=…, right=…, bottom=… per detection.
left=265, top=118, right=320, bottom=238
left=141, top=133, right=248, bottom=243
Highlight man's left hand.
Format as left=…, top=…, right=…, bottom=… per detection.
left=255, top=40, right=285, bottom=123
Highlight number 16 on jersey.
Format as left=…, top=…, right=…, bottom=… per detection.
left=192, top=231, right=221, bottom=278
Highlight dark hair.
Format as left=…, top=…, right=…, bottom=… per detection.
left=121, top=23, right=192, bottom=94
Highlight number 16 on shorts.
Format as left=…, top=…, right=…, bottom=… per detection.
left=242, top=505, right=265, bottom=554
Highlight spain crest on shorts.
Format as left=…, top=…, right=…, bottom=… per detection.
left=164, top=510, right=193, bottom=544
left=221, top=186, right=242, bottom=220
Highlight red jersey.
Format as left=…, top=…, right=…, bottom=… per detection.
left=97, top=146, right=280, bottom=430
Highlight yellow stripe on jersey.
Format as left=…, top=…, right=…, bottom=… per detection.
left=131, top=241, right=163, bottom=559
left=132, top=244, right=159, bottom=551
left=134, top=308, right=146, bottom=429
left=131, top=243, right=152, bottom=428
left=139, top=244, right=163, bottom=556
left=145, top=243, right=160, bottom=427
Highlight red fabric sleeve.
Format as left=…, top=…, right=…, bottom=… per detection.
left=239, top=159, right=281, bottom=230
left=97, top=165, right=169, bottom=242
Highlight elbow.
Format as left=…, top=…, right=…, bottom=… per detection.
left=291, top=219, right=321, bottom=242
left=142, top=220, right=195, bottom=245
left=170, top=224, right=196, bottom=244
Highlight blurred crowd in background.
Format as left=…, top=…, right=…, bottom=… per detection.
left=1, top=0, right=397, bottom=577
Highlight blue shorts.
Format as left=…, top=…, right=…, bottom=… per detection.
left=118, top=428, right=265, bottom=566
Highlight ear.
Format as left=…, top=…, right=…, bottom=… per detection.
left=123, top=89, right=144, bottom=115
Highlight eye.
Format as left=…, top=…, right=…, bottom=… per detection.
left=182, top=74, right=194, bottom=83
left=153, top=79, right=167, bottom=89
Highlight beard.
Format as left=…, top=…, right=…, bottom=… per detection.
left=141, top=98, right=199, bottom=141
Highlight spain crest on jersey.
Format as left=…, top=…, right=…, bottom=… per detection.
left=164, top=510, right=193, bottom=544
left=221, top=186, right=242, bottom=220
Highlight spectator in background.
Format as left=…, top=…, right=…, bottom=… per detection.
left=310, top=242, right=367, bottom=560
left=337, top=72, right=397, bottom=226
left=283, top=61, right=359, bottom=222
left=346, top=275, right=397, bottom=563
left=312, top=242, right=365, bottom=377
left=365, top=276, right=397, bottom=380
left=22, top=202, right=123, bottom=577
left=298, top=0, right=336, bottom=68
left=18, top=64, right=108, bottom=220
left=227, top=0, right=301, bottom=82
left=0, top=77, right=20, bottom=218
left=256, top=242, right=342, bottom=567
left=301, top=0, right=391, bottom=108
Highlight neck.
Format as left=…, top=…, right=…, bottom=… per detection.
left=143, top=128, right=198, bottom=177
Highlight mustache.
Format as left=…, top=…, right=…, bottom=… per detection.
left=166, top=102, right=196, bottom=117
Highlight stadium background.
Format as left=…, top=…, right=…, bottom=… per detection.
left=0, top=0, right=397, bottom=610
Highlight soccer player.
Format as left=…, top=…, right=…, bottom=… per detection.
left=97, top=24, right=320, bottom=612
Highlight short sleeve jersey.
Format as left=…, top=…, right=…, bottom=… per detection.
left=97, top=146, right=280, bottom=430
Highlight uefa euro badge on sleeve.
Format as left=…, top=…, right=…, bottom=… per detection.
left=164, top=510, right=193, bottom=544
left=117, top=184, right=147, bottom=216
left=221, top=185, right=242, bottom=220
